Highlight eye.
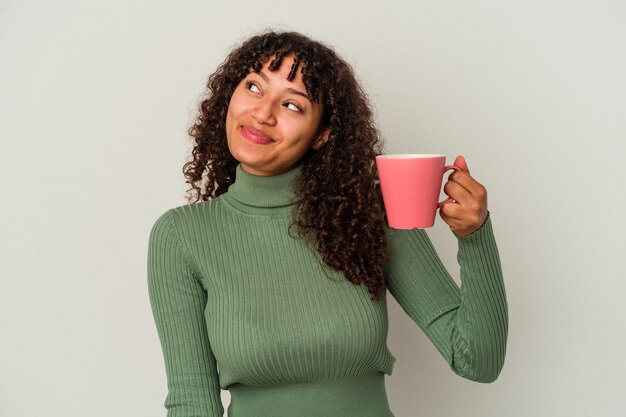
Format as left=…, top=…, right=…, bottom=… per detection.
left=245, top=81, right=260, bottom=93
left=284, top=101, right=303, bottom=112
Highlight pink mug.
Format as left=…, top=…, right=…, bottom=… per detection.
left=375, top=154, right=461, bottom=229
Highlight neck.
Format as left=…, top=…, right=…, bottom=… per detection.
left=221, top=162, right=304, bottom=215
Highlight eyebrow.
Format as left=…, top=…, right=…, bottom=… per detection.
left=256, top=70, right=311, bottom=101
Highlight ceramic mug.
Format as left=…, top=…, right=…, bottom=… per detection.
left=375, top=154, right=461, bottom=229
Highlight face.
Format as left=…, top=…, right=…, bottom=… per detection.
left=225, top=54, right=330, bottom=176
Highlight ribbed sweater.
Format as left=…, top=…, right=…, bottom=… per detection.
left=147, top=161, right=508, bottom=417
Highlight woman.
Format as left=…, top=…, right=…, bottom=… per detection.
left=147, top=30, right=508, bottom=417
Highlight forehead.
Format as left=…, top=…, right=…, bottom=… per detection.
left=255, top=54, right=305, bottom=81
left=245, top=53, right=321, bottom=104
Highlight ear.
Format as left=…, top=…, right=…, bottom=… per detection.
left=312, top=126, right=331, bottom=150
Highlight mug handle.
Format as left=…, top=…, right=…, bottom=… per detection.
left=437, top=165, right=462, bottom=208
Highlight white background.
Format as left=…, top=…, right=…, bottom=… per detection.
left=1, top=1, right=625, bottom=416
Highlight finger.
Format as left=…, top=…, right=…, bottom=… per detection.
left=448, top=170, right=484, bottom=197
left=439, top=207, right=451, bottom=223
left=454, top=155, right=470, bottom=173
left=439, top=198, right=463, bottom=220
left=439, top=205, right=453, bottom=223
left=443, top=179, right=473, bottom=206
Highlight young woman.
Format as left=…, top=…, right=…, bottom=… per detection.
left=147, top=30, right=508, bottom=417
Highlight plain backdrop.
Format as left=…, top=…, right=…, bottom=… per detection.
left=1, top=1, right=625, bottom=416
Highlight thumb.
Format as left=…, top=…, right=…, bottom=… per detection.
left=454, top=155, right=470, bottom=173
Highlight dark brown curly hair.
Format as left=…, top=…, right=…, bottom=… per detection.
left=183, top=29, right=391, bottom=302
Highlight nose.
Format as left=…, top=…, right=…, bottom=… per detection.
left=251, top=97, right=277, bottom=126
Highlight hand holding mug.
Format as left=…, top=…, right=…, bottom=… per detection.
left=439, top=155, right=489, bottom=237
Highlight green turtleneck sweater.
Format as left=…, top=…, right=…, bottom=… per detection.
left=147, top=162, right=508, bottom=417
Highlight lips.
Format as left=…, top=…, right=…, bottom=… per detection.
left=241, top=126, right=273, bottom=144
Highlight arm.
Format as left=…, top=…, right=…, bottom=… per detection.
left=384, top=211, right=508, bottom=383
left=147, top=209, right=224, bottom=416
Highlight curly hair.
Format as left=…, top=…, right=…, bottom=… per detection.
left=183, top=29, right=391, bottom=302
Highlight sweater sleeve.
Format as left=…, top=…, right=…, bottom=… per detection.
left=147, top=209, right=224, bottom=416
left=384, top=211, right=508, bottom=383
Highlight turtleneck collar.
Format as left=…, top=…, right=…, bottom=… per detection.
left=221, top=162, right=303, bottom=215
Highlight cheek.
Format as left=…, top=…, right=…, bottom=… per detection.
left=225, top=97, right=241, bottom=131
left=226, top=95, right=250, bottom=125
left=225, top=106, right=239, bottom=144
left=225, top=107, right=233, bottom=128
left=299, top=119, right=322, bottom=143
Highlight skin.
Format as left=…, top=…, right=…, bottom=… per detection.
left=439, top=155, right=490, bottom=237
left=225, top=54, right=330, bottom=177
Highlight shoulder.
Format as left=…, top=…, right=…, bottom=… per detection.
left=148, top=203, right=194, bottom=239
left=383, top=223, right=429, bottom=244
left=148, top=208, right=180, bottom=249
left=150, top=200, right=220, bottom=229
left=149, top=199, right=225, bottom=245
left=147, top=204, right=203, bottom=262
